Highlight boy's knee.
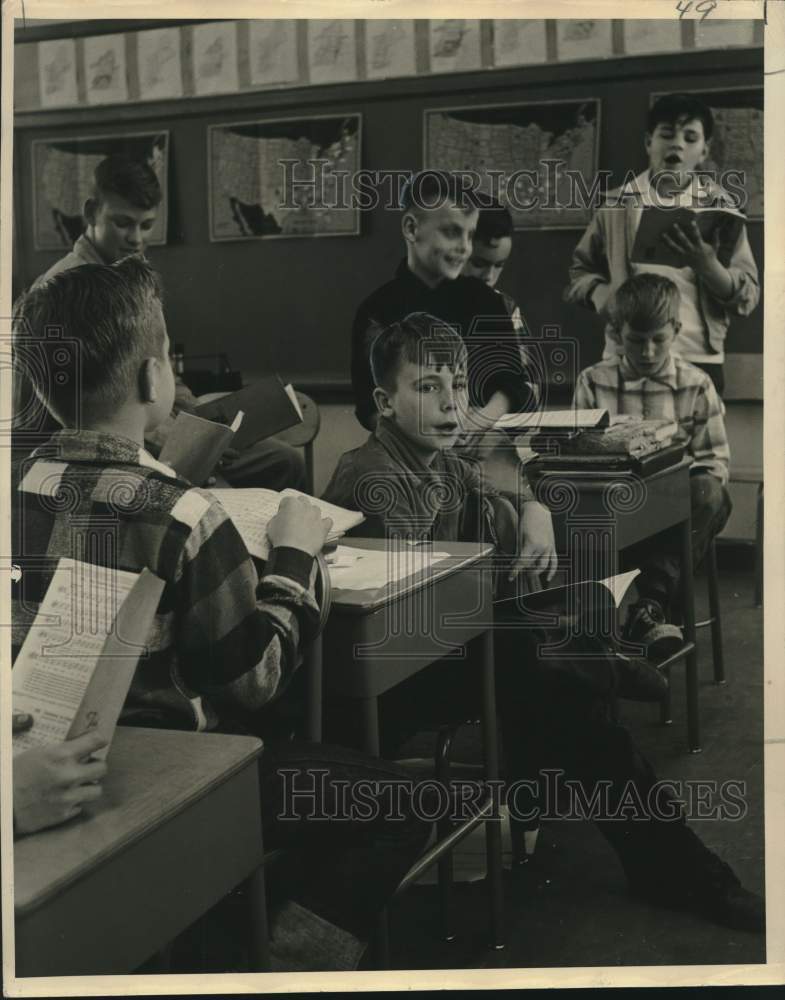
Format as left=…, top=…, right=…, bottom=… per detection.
left=690, top=473, right=730, bottom=519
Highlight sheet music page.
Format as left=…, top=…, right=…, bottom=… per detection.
left=12, top=560, right=139, bottom=754
left=597, top=568, right=641, bottom=609
left=281, top=489, right=365, bottom=535
left=207, top=488, right=283, bottom=559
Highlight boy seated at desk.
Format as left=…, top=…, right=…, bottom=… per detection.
left=10, top=258, right=431, bottom=972
left=573, top=273, right=732, bottom=661
left=322, top=310, right=761, bottom=932
left=16, top=153, right=305, bottom=492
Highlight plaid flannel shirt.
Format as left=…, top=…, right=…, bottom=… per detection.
left=573, top=355, right=730, bottom=484
left=12, top=430, right=319, bottom=731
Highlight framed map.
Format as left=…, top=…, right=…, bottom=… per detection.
left=651, top=87, right=763, bottom=220
left=208, top=114, right=361, bottom=241
left=32, top=131, right=169, bottom=251
left=423, top=99, right=600, bottom=230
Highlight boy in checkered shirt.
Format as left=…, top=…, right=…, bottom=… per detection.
left=573, top=272, right=731, bottom=661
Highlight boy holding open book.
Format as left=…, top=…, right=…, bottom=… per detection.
left=11, top=258, right=431, bottom=971
left=323, top=310, right=761, bottom=932
left=574, top=273, right=732, bottom=662
left=565, top=92, right=759, bottom=396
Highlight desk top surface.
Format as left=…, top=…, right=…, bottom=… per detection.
left=14, top=727, right=262, bottom=914
left=330, top=539, right=494, bottom=613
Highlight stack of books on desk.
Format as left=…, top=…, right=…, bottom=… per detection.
left=531, top=416, right=685, bottom=474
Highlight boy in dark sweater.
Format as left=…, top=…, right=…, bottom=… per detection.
left=324, top=311, right=762, bottom=933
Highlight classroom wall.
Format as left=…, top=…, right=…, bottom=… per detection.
left=14, top=42, right=763, bottom=396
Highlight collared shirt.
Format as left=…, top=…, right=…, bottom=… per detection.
left=351, top=260, right=533, bottom=431
left=32, top=234, right=107, bottom=288
left=573, top=355, right=730, bottom=484
left=12, top=430, right=319, bottom=731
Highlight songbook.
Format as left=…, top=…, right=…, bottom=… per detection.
left=195, top=376, right=304, bottom=452
left=631, top=205, right=745, bottom=269
left=159, top=410, right=244, bottom=486
left=12, top=559, right=165, bottom=759
left=495, top=408, right=609, bottom=433
left=207, top=487, right=365, bottom=560
left=495, top=569, right=640, bottom=615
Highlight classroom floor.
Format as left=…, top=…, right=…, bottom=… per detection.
left=154, top=554, right=764, bottom=975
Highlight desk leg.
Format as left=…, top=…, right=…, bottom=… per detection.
left=247, top=865, right=271, bottom=972
left=305, top=635, right=323, bottom=743
left=479, top=628, right=505, bottom=951
left=681, top=516, right=701, bottom=754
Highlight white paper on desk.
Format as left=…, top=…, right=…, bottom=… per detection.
left=327, top=546, right=452, bottom=591
left=12, top=560, right=161, bottom=756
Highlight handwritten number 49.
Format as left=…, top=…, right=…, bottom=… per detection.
left=676, top=0, right=718, bottom=20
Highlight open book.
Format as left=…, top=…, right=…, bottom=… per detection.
left=196, top=376, right=303, bottom=452
left=159, top=410, right=244, bottom=486
left=207, top=487, right=365, bottom=560
left=13, top=559, right=165, bottom=760
left=495, top=568, right=640, bottom=614
left=631, top=205, right=745, bottom=269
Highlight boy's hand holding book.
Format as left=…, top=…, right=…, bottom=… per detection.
left=267, top=495, right=333, bottom=558
left=13, top=729, right=109, bottom=836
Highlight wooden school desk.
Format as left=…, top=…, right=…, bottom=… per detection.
left=532, top=457, right=701, bottom=750
left=308, top=539, right=504, bottom=949
left=14, top=727, right=267, bottom=977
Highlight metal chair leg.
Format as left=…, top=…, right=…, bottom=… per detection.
left=706, top=540, right=726, bottom=684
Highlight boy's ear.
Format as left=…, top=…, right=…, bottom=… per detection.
left=373, top=385, right=395, bottom=418
left=139, top=357, right=158, bottom=404
left=401, top=210, right=418, bottom=246
left=83, top=197, right=98, bottom=227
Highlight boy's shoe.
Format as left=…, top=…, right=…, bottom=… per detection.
left=615, top=653, right=670, bottom=702
left=623, top=598, right=684, bottom=662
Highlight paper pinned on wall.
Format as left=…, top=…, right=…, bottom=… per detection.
left=364, top=20, right=417, bottom=79
left=556, top=19, right=613, bottom=61
left=307, top=20, right=358, bottom=84
left=623, top=19, right=682, bottom=56
left=429, top=19, right=482, bottom=74
left=37, top=38, right=78, bottom=108
left=84, top=34, right=128, bottom=105
left=492, top=20, right=547, bottom=67
left=695, top=19, right=756, bottom=49
left=137, top=26, right=183, bottom=100
left=249, top=20, right=300, bottom=86
left=193, top=21, right=240, bottom=96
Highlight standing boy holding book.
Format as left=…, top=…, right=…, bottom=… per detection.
left=565, top=92, right=759, bottom=396
left=573, top=273, right=732, bottom=661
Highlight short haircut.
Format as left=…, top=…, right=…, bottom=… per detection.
left=474, top=195, right=514, bottom=244
left=647, top=93, right=714, bottom=142
left=611, top=273, right=681, bottom=333
left=14, top=256, right=165, bottom=426
left=369, top=312, right=468, bottom=392
left=90, top=155, right=162, bottom=210
left=400, top=170, right=483, bottom=215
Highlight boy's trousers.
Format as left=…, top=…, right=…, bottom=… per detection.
left=623, top=471, right=732, bottom=611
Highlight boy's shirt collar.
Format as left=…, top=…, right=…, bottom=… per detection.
left=618, top=353, right=678, bottom=388
left=375, top=415, right=443, bottom=475
left=29, top=429, right=178, bottom=479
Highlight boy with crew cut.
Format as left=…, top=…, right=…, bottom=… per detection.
left=462, top=196, right=528, bottom=335
left=574, top=273, right=732, bottom=661
left=11, top=258, right=431, bottom=971
left=323, top=311, right=762, bottom=933
left=19, top=154, right=306, bottom=492
left=351, top=170, right=536, bottom=435
left=565, top=92, right=759, bottom=397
